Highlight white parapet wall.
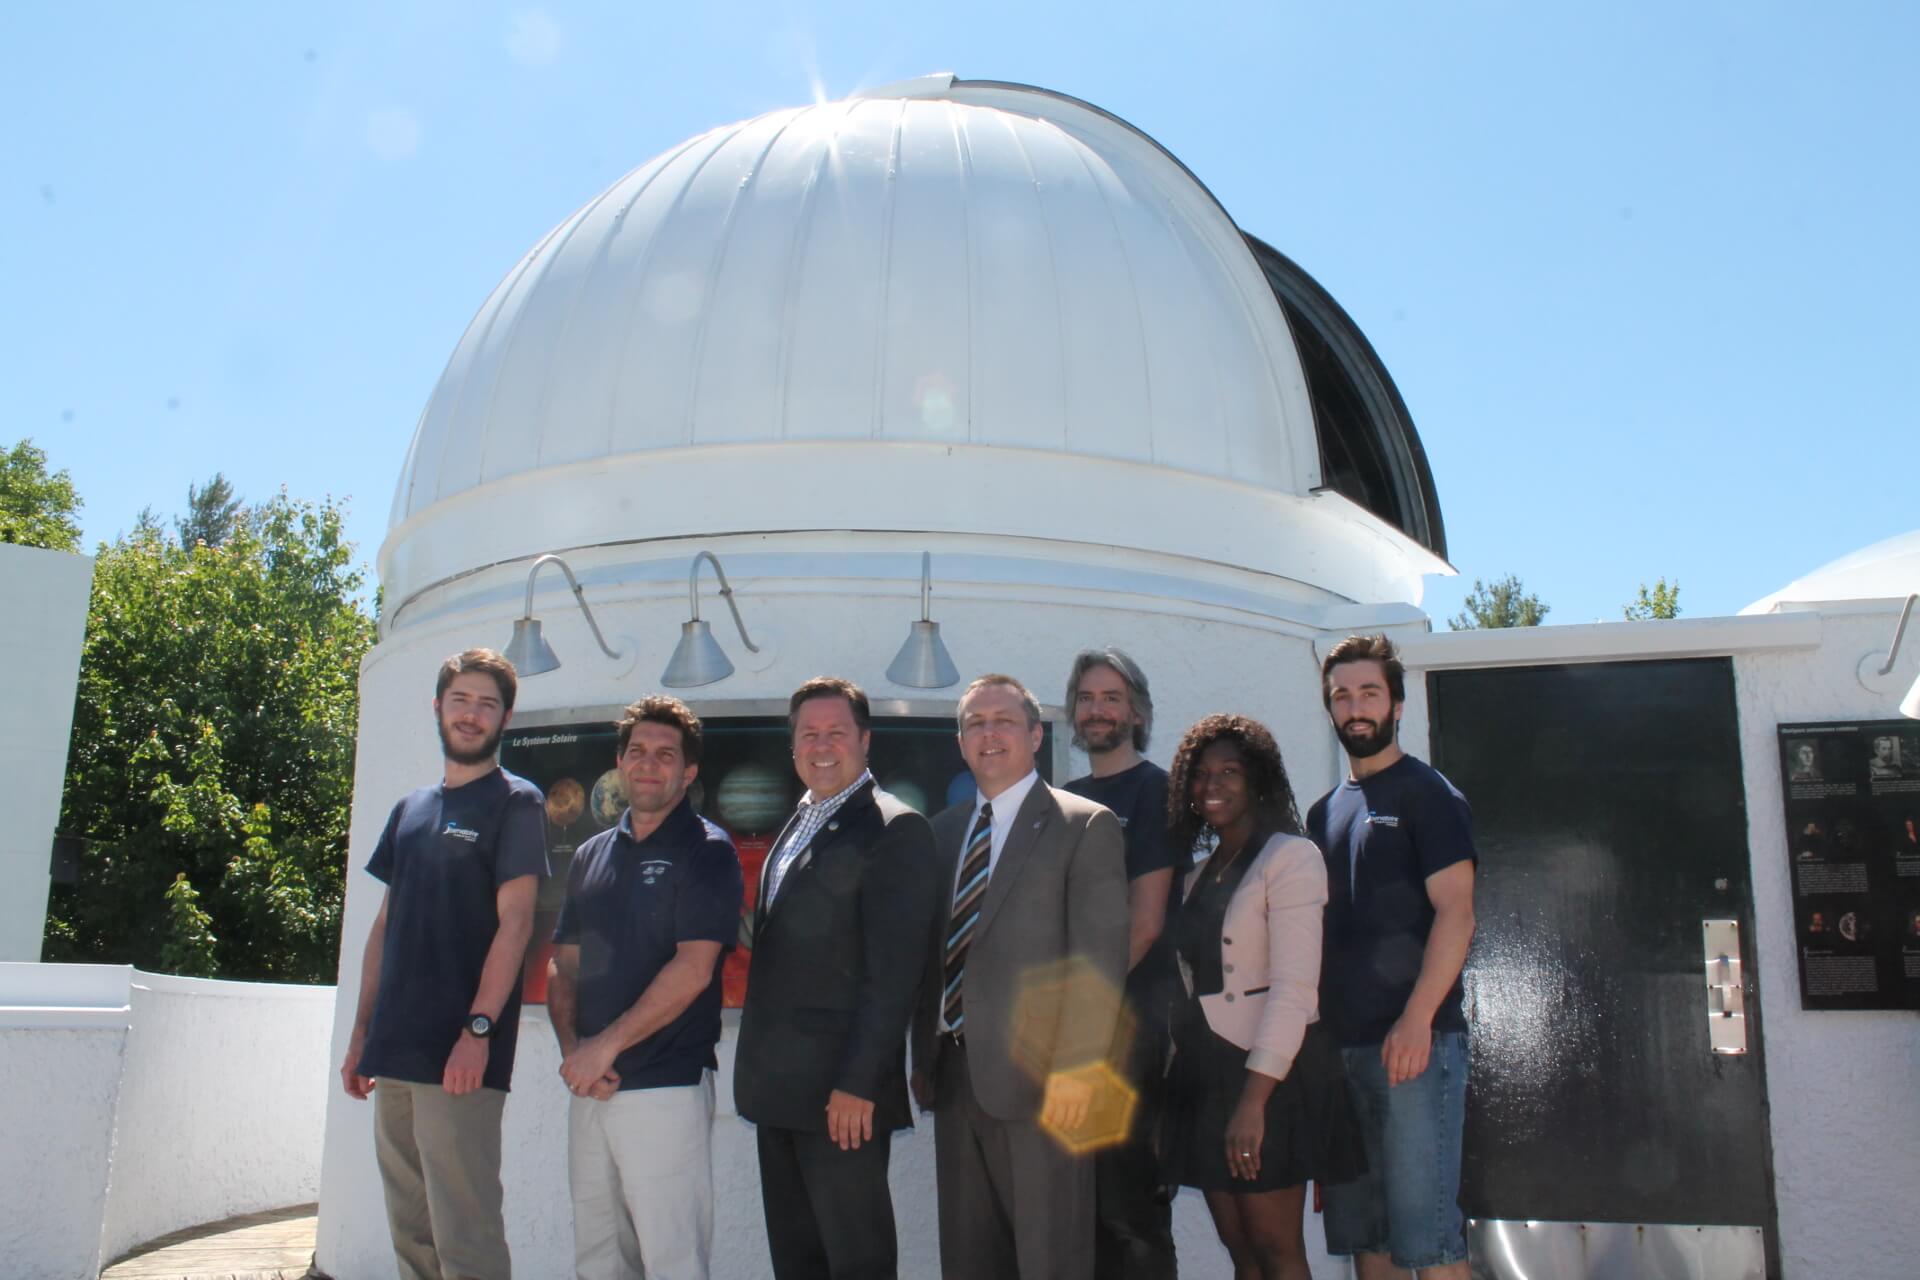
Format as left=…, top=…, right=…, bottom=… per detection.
left=0, top=542, right=93, bottom=962
left=0, top=963, right=334, bottom=1279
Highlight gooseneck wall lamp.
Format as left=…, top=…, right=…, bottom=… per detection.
left=502, top=554, right=624, bottom=677
left=886, top=552, right=960, bottom=689
left=1865, top=593, right=1920, bottom=719
left=662, top=551, right=760, bottom=688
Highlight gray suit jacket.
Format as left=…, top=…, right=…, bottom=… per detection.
left=912, top=779, right=1129, bottom=1121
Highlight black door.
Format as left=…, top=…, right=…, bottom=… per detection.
left=1430, top=658, right=1779, bottom=1274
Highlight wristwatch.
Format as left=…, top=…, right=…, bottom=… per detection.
left=466, top=1012, right=495, bottom=1039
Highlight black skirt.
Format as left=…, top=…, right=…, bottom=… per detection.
left=1161, top=1008, right=1366, bottom=1193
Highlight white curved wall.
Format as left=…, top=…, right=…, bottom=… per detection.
left=0, top=964, right=332, bottom=1279
left=99, top=972, right=334, bottom=1266
left=319, top=556, right=1379, bottom=1278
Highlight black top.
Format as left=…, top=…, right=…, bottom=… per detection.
left=1308, top=754, right=1476, bottom=1047
left=361, top=768, right=550, bottom=1092
left=1066, top=760, right=1187, bottom=994
left=1173, top=833, right=1264, bottom=997
left=554, top=796, right=743, bottom=1090
left=1064, top=760, right=1182, bottom=881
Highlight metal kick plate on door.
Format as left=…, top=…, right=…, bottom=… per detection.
left=1702, top=919, right=1746, bottom=1055
left=1468, top=1220, right=1765, bottom=1280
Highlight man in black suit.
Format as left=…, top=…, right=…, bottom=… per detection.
left=734, top=677, right=940, bottom=1280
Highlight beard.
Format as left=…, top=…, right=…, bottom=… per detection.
left=439, top=716, right=504, bottom=766
left=1073, top=717, right=1130, bottom=754
left=1335, top=712, right=1396, bottom=759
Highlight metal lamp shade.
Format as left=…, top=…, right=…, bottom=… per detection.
left=503, top=617, right=561, bottom=677
left=887, top=619, right=959, bottom=689
left=663, top=619, right=736, bottom=687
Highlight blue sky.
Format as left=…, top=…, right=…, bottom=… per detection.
left=6, top=2, right=1915, bottom=625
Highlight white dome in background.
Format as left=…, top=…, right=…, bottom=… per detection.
left=379, top=75, right=1445, bottom=617
left=1742, top=529, right=1920, bottom=614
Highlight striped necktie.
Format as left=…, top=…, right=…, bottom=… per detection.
left=943, top=803, right=994, bottom=1033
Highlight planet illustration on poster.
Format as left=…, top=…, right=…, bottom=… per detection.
left=885, top=778, right=929, bottom=814
left=546, top=777, right=586, bottom=828
left=946, top=772, right=977, bottom=808
left=590, top=768, right=627, bottom=826
left=716, top=763, right=789, bottom=834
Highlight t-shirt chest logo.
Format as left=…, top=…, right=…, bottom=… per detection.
left=441, top=821, right=481, bottom=843
left=1364, top=812, right=1400, bottom=829
left=638, top=858, right=672, bottom=886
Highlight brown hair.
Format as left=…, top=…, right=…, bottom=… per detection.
left=436, top=648, right=518, bottom=711
left=788, top=676, right=872, bottom=732
left=616, top=695, right=704, bottom=764
left=1167, top=713, right=1303, bottom=855
left=957, top=674, right=1042, bottom=730
left=1064, top=647, right=1154, bottom=751
left=1320, top=634, right=1406, bottom=709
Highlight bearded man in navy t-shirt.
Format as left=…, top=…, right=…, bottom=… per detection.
left=340, top=647, right=550, bottom=1280
left=1307, top=634, right=1477, bottom=1280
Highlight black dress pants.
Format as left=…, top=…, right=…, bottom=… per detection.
left=755, top=1122, right=897, bottom=1280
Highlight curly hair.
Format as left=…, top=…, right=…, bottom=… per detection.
left=1167, top=713, right=1304, bottom=855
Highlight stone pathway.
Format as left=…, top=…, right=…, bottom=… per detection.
left=100, top=1203, right=317, bottom=1280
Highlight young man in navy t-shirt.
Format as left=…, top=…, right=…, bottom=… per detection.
left=340, top=648, right=549, bottom=1280
left=1061, top=646, right=1183, bottom=1280
left=1308, top=634, right=1477, bottom=1280
left=547, top=695, right=743, bottom=1280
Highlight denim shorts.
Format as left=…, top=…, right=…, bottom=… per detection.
left=1320, top=1031, right=1469, bottom=1271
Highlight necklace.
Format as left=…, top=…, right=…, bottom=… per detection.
left=1208, top=834, right=1251, bottom=882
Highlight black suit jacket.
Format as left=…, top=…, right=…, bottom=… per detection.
left=734, top=781, right=940, bottom=1133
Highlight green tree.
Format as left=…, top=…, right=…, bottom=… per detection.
left=0, top=438, right=84, bottom=551
left=47, top=491, right=374, bottom=981
left=1448, top=574, right=1550, bottom=629
left=1623, top=578, right=1682, bottom=620
left=176, top=472, right=243, bottom=548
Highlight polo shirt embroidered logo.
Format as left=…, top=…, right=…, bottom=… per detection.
left=441, top=821, right=481, bottom=843
left=638, top=858, right=672, bottom=885
left=1365, top=813, right=1400, bottom=828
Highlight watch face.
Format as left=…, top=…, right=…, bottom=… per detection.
left=468, top=1014, right=493, bottom=1038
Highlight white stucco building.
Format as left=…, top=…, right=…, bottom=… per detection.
left=313, top=75, right=1920, bottom=1280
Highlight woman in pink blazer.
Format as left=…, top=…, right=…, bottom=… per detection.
left=1162, top=714, right=1364, bottom=1279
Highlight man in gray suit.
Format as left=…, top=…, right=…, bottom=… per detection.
left=910, top=674, right=1130, bottom=1280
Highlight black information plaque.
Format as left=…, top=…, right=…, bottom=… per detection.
left=1778, top=719, right=1920, bottom=1010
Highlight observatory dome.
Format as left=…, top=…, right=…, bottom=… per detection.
left=381, top=75, right=1447, bottom=616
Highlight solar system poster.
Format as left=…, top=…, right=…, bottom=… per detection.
left=1778, top=719, right=1920, bottom=1011
left=502, top=714, right=1052, bottom=1006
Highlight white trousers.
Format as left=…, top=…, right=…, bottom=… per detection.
left=567, top=1071, right=715, bottom=1280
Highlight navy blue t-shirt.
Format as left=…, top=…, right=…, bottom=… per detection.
left=360, top=767, right=549, bottom=1092
left=1064, top=760, right=1182, bottom=883
left=554, top=796, right=743, bottom=1090
left=1065, top=760, right=1187, bottom=996
left=1308, top=754, right=1476, bottom=1048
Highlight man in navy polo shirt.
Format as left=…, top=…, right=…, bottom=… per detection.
left=1309, top=634, right=1477, bottom=1280
left=340, top=647, right=548, bottom=1280
left=547, top=695, right=744, bottom=1280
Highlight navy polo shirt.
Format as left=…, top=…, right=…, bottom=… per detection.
left=360, top=767, right=549, bottom=1092
left=1308, top=753, right=1476, bottom=1048
left=554, top=796, right=744, bottom=1090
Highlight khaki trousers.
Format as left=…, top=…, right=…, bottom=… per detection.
left=373, top=1078, right=511, bottom=1280
left=567, top=1072, right=716, bottom=1280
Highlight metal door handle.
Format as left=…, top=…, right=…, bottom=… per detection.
left=1702, top=919, right=1747, bottom=1054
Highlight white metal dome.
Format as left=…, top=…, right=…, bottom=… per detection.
left=1742, top=529, right=1920, bottom=614
left=380, top=75, right=1445, bottom=614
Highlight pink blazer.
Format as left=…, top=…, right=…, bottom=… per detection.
left=1181, top=832, right=1328, bottom=1080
